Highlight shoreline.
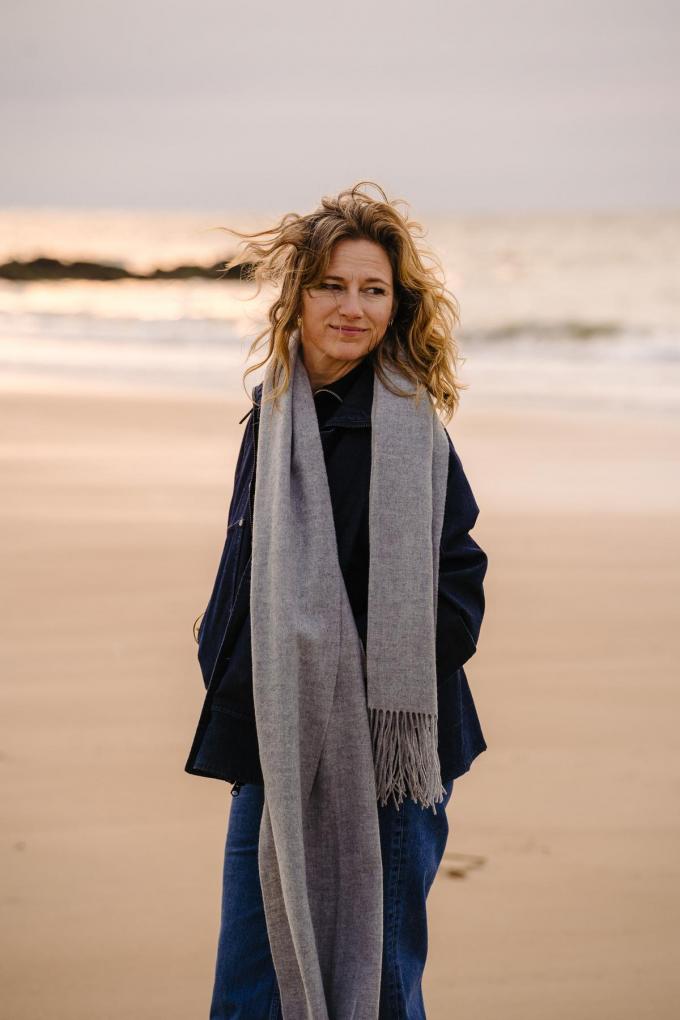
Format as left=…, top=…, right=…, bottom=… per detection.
left=2, top=366, right=680, bottom=425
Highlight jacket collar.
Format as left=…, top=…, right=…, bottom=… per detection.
left=315, top=352, right=374, bottom=428
left=252, top=352, right=374, bottom=429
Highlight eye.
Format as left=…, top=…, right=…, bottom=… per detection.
left=367, top=287, right=386, bottom=295
left=319, top=282, right=342, bottom=290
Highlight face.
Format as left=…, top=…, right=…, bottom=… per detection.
left=299, top=237, right=397, bottom=380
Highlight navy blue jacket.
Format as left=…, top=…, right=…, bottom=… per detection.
left=184, top=351, right=488, bottom=788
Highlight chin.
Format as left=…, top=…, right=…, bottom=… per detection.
left=325, top=338, right=368, bottom=357
left=334, top=329, right=373, bottom=346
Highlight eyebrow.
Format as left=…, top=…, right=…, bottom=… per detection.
left=323, top=274, right=391, bottom=286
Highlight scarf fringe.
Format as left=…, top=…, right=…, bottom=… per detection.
left=369, top=707, right=446, bottom=814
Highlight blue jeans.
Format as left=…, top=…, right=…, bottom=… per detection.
left=209, top=777, right=455, bottom=1019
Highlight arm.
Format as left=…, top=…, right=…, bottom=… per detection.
left=436, top=432, right=488, bottom=680
left=196, top=400, right=255, bottom=684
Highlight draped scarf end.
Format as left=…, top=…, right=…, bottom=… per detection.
left=369, top=706, right=446, bottom=814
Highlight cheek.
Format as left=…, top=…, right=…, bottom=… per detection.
left=300, top=304, right=313, bottom=328
left=302, top=298, right=322, bottom=322
left=300, top=305, right=330, bottom=339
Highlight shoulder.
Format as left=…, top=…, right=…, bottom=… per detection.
left=251, top=383, right=263, bottom=427
left=237, top=382, right=263, bottom=427
left=442, top=427, right=480, bottom=523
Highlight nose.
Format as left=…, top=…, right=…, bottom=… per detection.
left=336, top=288, right=363, bottom=319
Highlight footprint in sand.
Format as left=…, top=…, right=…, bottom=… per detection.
left=440, top=851, right=487, bottom=879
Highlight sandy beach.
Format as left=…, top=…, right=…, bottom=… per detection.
left=2, top=381, right=680, bottom=1019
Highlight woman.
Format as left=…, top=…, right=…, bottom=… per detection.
left=185, top=182, right=488, bottom=1020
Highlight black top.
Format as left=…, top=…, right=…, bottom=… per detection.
left=312, top=352, right=374, bottom=645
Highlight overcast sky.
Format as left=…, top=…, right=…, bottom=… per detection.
left=2, top=0, right=678, bottom=213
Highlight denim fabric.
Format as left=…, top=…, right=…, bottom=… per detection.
left=209, top=777, right=455, bottom=1020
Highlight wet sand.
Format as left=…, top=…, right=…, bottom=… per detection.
left=2, top=383, right=679, bottom=1018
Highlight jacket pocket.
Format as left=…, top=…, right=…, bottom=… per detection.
left=210, top=611, right=256, bottom=720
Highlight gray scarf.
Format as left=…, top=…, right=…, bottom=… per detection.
left=250, top=328, right=450, bottom=1018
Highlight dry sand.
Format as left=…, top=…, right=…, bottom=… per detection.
left=2, top=383, right=680, bottom=1018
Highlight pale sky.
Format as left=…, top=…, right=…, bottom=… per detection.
left=2, top=0, right=678, bottom=213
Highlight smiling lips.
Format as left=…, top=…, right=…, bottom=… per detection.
left=331, top=325, right=367, bottom=334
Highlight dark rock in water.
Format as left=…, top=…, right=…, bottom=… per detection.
left=0, top=257, right=131, bottom=281
left=0, top=257, right=255, bottom=283
left=147, top=260, right=253, bottom=281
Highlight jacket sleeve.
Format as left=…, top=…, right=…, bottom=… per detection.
left=195, top=402, right=254, bottom=665
left=436, top=432, right=488, bottom=680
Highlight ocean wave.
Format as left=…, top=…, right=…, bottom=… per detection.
left=461, top=321, right=622, bottom=342
left=459, top=322, right=680, bottom=361
left=1, top=308, right=679, bottom=363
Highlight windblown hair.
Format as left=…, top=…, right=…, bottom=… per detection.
left=223, top=180, right=467, bottom=424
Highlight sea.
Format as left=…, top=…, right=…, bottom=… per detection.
left=1, top=208, right=679, bottom=415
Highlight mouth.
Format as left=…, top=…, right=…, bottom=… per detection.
left=330, top=325, right=368, bottom=335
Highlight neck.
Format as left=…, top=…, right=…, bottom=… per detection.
left=301, top=348, right=368, bottom=393
left=311, top=364, right=360, bottom=393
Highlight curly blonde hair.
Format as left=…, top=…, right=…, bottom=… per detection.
left=223, top=180, right=466, bottom=424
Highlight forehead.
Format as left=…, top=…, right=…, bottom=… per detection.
left=326, top=237, right=393, bottom=280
